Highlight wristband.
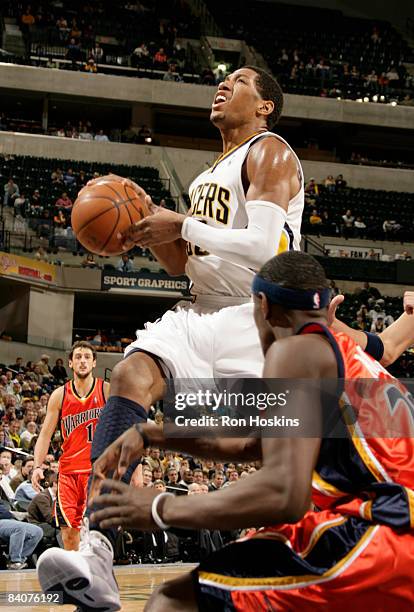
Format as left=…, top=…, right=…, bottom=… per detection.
left=363, top=332, right=384, bottom=361
left=135, top=423, right=150, bottom=448
left=151, top=492, right=174, bottom=530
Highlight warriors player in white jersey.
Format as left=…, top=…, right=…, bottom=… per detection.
left=37, top=66, right=305, bottom=611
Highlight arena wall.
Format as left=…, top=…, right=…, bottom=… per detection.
left=1, top=132, right=413, bottom=193
left=1, top=63, right=414, bottom=129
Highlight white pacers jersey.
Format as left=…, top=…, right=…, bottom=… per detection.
left=185, top=131, right=304, bottom=298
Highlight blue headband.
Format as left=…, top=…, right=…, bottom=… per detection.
left=252, top=275, right=330, bottom=310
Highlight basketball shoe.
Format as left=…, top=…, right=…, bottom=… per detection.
left=37, top=519, right=121, bottom=611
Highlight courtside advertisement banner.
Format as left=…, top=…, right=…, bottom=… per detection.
left=163, top=377, right=414, bottom=438
left=0, top=251, right=55, bottom=284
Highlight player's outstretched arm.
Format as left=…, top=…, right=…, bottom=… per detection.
left=90, top=336, right=329, bottom=531
left=329, top=291, right=414, bottom=366
left=89, top=421, right=261, bottom=499
left=32, top=386, right=63, bottom=492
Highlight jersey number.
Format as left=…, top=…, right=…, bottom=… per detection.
left=86, top=422, right=95, bottom=443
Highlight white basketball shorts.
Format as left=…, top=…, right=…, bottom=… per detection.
left=124, top=296, right=264, bottom=379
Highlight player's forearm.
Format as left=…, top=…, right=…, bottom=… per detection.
left=161, top=466, right=294, bottom=529
left=33, top=433, right=52, bottom=467
left=181, top=201, right=286, bottom=270
left=331, top=318, right=368, bottom=350
left=142, top=422, right=261, bottom=460
left=379, top=313, right=414, bottom=366
left=150, top=239, right=188, bottom=276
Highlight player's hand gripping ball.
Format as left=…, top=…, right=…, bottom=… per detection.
left=71, top=175, right=150, bottom=256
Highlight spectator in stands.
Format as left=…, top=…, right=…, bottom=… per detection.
left=56, top=16, right=69, bottom=41
left=0, top=450, right=17, bottom=483
left=21, top=7, right=35, bottom=28
left=324, top=175, right=336, bottom=192
left=336, top=174, right=347, bottom=189
left=84, top=58, right=98, bottom=73
left=365, top=70, right=378, bottom=90
left=137, top=124, right=153, bottom=143
left=81, top=253, right=99, bottom=268
left=153, top=479, right=166, bottom=492
left=51, top=168, right=64, bottom=183
left=371, top=316, right=386, bottom=333
left=142, top=466, right=153, bottom=487
left=304, top=178, right=319, bottom=203
left=35, top=247, right=48, bottom=262
left=342, top=209, right=355, bottom=237
left=200, top=68, right=215, bottom=85
left=28, top=471, right=57, bottom=525
left=117, top=253, right=134, bottom=273
left=70, top=18, right=82, bottom=41
left=386, top=66, right=400, bottom=86
left=3, top=178, right=20, bottom=207
left=121, top=125, right=137, bottom=144
left=51, top=358, right=68, bottom=383
left=37, top=355, right=52, bottom=380
left=154, top=47, right=168, bottom=67
left=361, top=281, right=381, bottom=301
left=94, top=129, right=109, bottom=142
left=0, top=500, right=43, bottom=569
left=329, top=280, right=340, bottom=298
left=8, top=419, right=21, bottom=448
left=9, top=457, right=34, bottom=492
left=146, top=448, right=162, bottom=472
left=66, top=38, right=82, bottom=62
left=163, top=63, right=182, bottom=82
left=13, top=191, right=29, bottom=217
left=354, top=216, right=367, bottom=238
left=178, top=469, right=194, bottom=489
left=63, top=168, right=76, bottom=186
left=91, top=42, right=104, bottom=63
left=79, top=126, right=93, bottom=140
left=132, top=42, right=150, bottom=67
left=309, top=209, right=322, bottom=225
left=208, top=470, right=225, bottom=492
left=166, top=467, right=187, bottom=495
left=55, top=192, right=73, bottom=211
left=20, top=422, right=38, bottom=451
left=53, top=209, right=67, bottom=228
left=363, top=249, right=376, bottom=260
left=15, top=470, right=37, bottom=507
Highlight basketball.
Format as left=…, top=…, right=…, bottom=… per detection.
left=71, top=180, right=149, bottom=256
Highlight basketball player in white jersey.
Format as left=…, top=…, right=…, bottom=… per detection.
left=37, top=66, right=305, bottom=611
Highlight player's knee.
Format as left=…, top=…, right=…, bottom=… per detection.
left=110, top=352, right=164, bottom=403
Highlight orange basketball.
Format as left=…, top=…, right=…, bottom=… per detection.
left=71, top=180, right=149, bottom=256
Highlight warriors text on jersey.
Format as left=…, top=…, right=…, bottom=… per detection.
left=59, top=378, right=106, bottom=474
left=186, top=131, right=304, bottom=297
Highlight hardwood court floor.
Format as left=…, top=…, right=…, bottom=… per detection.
left=0, top=563, right=194, bottom=611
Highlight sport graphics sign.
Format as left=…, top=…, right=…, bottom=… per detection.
left=101, top=270, right=190, bottom=297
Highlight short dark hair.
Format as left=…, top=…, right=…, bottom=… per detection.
left=244, top=65, right=284, bottom=128
left=22, top=456, right=34, bottom=467
left=258, top=252, right=328, bottom=292
left=69, top=341, right=96, bottom=361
